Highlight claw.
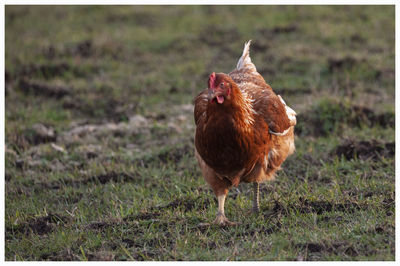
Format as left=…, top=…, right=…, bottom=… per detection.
left=199, top=194, right=238, bottom=227
left=214, top=212, right=238, bottom=226
left=197, top=215, right=238, bottom=227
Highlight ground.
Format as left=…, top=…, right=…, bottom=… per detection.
left=5, top=5, right=395, bottom=261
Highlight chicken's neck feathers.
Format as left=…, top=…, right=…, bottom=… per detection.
left=236, top=90, right=256, bottom=130
left=205, top=87, right=255, bottom=134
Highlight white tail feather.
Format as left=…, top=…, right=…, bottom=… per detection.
left=236, top=40, right=257, bottom=72
left=278, top=95, right=297, bottom=126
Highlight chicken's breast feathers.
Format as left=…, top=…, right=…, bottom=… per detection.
left=193, top=89, right=208, bottom=127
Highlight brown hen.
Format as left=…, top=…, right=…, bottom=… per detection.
left=194, top=41, right=296, bottom=225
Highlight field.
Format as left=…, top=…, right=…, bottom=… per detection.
left=5, top=5, right=395, bottom=261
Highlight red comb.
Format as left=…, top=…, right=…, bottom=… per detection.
left=208, top=72, right=216, bottom=89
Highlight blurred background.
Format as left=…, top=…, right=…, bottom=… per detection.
left=5, top=6, right=395, bottom=261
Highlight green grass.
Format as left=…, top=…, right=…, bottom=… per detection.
left=5, top=5, right=394, bottom=261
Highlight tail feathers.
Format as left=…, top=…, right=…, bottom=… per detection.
left=278, top=95, right=297, bottom=126
left=236, top=40, right=257, bottom=72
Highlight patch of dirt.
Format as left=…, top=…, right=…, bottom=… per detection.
left=383, top=195, right=394, bottom=206
left=86, top=172, right=138, bottom=184
left=18, top=78, right=71, bottom=98
left=18, top=62, right=75, bottom=79
left=75, top=144, right=102, bottom=159
left=87, top=251, right=115, bottom=261
left=368, top=223, right=395, bottom=237
left=58, top=114, right=149, bottom=144
left=39, top=171, right=142, bottom=190
left=24, top=123, right=57, bottom=145
left=72, top=40, right=93, bottom=57
left=270, top=200, right=286, bottom=215
left=334, top=139, right=394, bottom=161
left=316, top=215, right=343, bottom=224
left=7, top=213, right=69, bottom=236
left=60, top=95, right=82, bottom=109
left=238, top=222, right=282, bottom=237
left=87, top=221, right=116, bottom=230
left=272, top=25, right=298, bottom=34
left=249, top=41, right=270, bottom=53
left=350, top=106, right=395, bottom=128
left=377, top=67, right=395, bottom=81
left=296, top=241, right=361, bottom=260
left=163, top=197, right=196, bottom=212
left=328, top=56, right=383, bottom=81
left=42, top=45, right=57, bottom=60
left=271, top=198, right=363, bottom=216
left=296, top=100, right=394, bottom=137
left=350, top=34, right=366, bottom=44
left=11, top=61, right=99, bottom=83
left=121, top=238, right=137, bottom=248
left=130, top=196, right=211, bottom=219
left=123, top=212, right=160, bottom=221
left=45, top=248, right=114, bottom=261
left=62, top=94, right=132, bottom=122
left=257, top=24, right=298, bottom=38
left=298, top=243, right=324, bottom=253
left=146, top=112, right=167, bottom=121
left=328, top=56, right=361, bottom=72
left=299, top=199, right=361, bottom=214
left=43, top=39, right=124, bottom=60
left=345, top=189, right=375, bottom=198
left=382, top=194, right=395, bottom=216
left=169, top=86, right=179, bottom=94
left=141, top=143, right=193, bottom=167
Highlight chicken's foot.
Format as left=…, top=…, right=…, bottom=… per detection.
left=214, top=194, right=237, bottom=225
left=213, top=211, right=236, bottom=226
left=198, top=194, right=237, bottom=227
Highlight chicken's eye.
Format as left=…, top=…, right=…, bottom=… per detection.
left=220, top=82, right=224, bottom=88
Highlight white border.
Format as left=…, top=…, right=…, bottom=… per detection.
left=0, top=1, right=398, bottom=5
left=2, top=1, right=398, bottom=264
left=1, top=2, right=5, bottom=263
left=395, top=3, right=399, bottom=264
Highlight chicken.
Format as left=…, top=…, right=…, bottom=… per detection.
left=194, top=41, right=296, bottom=225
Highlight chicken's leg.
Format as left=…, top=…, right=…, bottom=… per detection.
left=214, top=194, right=237, bottom=226
left=252, top=182, right=260, bottom=213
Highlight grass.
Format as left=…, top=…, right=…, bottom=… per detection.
left=5, top=5, right=395, bottom=261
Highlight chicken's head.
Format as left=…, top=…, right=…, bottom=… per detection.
left=207, top=72, right=233, bottom=104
